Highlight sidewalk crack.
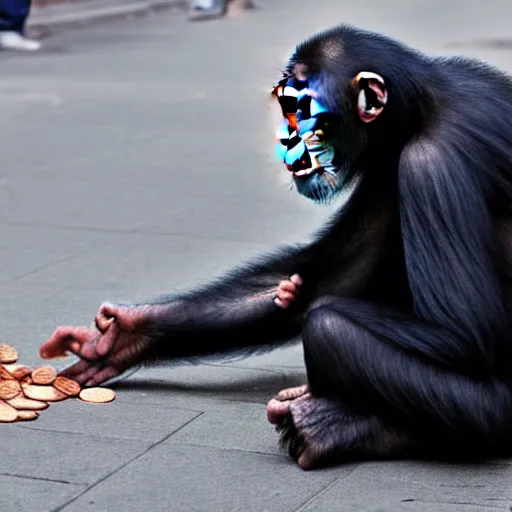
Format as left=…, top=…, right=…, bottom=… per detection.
left=0, top=471, right=81, bottom=486
left=294, top=464, right=360, bottom=512
left=52, top=411, right=203, bottom=512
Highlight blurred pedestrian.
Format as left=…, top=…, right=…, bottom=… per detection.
left=189, top=0, right=225, bottom=20
left=188, top=0, right=252, bottom=21
left=0, top=0, right=41, bottom=51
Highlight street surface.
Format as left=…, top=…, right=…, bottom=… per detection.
left=1, top=0, right=512, bottom=510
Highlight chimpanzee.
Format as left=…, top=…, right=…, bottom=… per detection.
left=41, top=25, right=512, bottom=470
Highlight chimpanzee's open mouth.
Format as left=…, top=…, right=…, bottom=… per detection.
left=294, top=167, right=321, bottom=178
left=272, top=77, right=337, bottom=181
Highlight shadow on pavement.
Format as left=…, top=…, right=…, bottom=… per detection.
left=113, top=370, right=307, bottom=403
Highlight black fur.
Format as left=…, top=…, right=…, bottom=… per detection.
left=141, top=25, right=512, bottom=466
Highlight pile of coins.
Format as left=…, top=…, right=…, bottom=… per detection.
left=0, top=343, right=115, bottom=423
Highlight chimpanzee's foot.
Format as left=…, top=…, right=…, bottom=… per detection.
left=277, top=384, right=309, bottom=401
left=274, top=274, right=303, bottom=309
left=277, top=397, right=411, bottom=470
left=266, top=384, right=310, bottom=424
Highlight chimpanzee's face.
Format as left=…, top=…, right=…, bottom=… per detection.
left=272, top=76, right=342, bottom=202
left=271, top=66, right=387, bottom=203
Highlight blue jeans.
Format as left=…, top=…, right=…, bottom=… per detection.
left=0, top=0, right=31, bottom=33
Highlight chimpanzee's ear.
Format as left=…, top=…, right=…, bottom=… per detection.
left=351, top=72, right=388, bottom=123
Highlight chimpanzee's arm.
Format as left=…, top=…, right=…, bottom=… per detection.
left=41, top=242, right=318, bottom=385
left=136, top=181, right=392, bottom=361
left=138, top=179, right=382, bottom=356
left=40, top=181, right=392, bottom=386
left=143, top=243, right=314, bottom=360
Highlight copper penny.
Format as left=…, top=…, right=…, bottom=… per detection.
left=53, top=376, right=81, bottom=397
left=0, top=400, right=18, bottom=422
left=17, top=410, right=39, bottom=421
left=0, top=380, right=21, bottom=400
left=79, top=388, right=116, bottom=404
left=7, top=395, right=48, bottom=411
left=0, top=344, right=18, bottom=364
left=31, top=366, right=58, bottom=385
left=22, top=384, right=67, bottom=402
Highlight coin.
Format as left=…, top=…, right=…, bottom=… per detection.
left=0, top=345, right=117, bottom=426
left=0, top=400, right=18, bottom=422
left=17, top=410, right=39, bottom=421
left=79, top=388, right=116, bottom=403
left=22, top=384, right=67, bottom=402
left=9, top=366, right=32, bottom=381
left=0, top=344, right=18, bottom=364
left=7, top=396, right=48, bottom=411
left=0, top=380, right=21, bottom=400
left=53, top=376, right=81, bottom=397
left=0, top=365, right=15, bottom=380
left=32, top=366, right=57, bottom=385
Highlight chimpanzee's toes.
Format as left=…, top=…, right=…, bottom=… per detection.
left=267, top=385, right=310, bottom=424
left=266, top=397, right=291, bottom=424
left=277, top=384, right=309, bottom=401
left=276, top=413, right=307, bottom=463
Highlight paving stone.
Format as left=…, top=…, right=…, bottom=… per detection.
left=63, top=444, right=348, bottom=512
left=110, top=366, right=305, bottom=457
left=166, top=400, right=281, bottom=455
left=0, top=179, right=167, bottom=232
left=19, top=396, right=201, bottom=442
left=0, top=426, right=150, bottom=484
left=17, top=232, right=269, bottom=294
left=0, top=282, right=121, bottom=369
left=137, top=193, right=327, bottom=246
left=0, top=225, right=110, bottom=284
left=300, top=461, right=512, bottom=512
left=0, top=474, right=84, bottom=512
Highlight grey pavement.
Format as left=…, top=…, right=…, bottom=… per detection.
left=1, top=0, right=512, bottom=510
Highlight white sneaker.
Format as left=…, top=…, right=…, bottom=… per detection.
left=193, top=0, right=214, bottom=7
left=0, top=31, right=41, bottom=52
left=189, top=0, right=226, bottom=20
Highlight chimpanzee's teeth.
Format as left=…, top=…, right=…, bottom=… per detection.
left=294, top=168, right=318, bottom=177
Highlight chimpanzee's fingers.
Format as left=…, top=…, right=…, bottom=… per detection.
left=274, top=297, right=290, bottom=309
left=84, top=365, right=120, bottom=387
left=290, top=274, right=303, bottom=286
left=99, top=302, right=146, bottom=332
left=73, top=331, right=103, bottom=361
left=98, top=303, right=118, bottom=319
left=95, top=321, right=121, bottom=358
left=66, top=363, right=104, bottom=386
left=95, top=313, right=114, bottom=334
left=278, top=280, right=297, bottom=293
left=59, top=359, right=92, bottom=379
left=40, top=326, right=96, bottom=359
left=277, top=290, right=295, bottom=302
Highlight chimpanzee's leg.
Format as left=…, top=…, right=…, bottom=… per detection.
left=278, top=297, right=512, bottom=469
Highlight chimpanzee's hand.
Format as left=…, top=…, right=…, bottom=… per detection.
left=274, top=274, right=303, bottom=309
left=40, top=303, right=166, bottom=387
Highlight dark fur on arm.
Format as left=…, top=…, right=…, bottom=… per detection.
left=141, top=244, right=314, bottom=361
left=138, top=172, right=400, bottom=363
